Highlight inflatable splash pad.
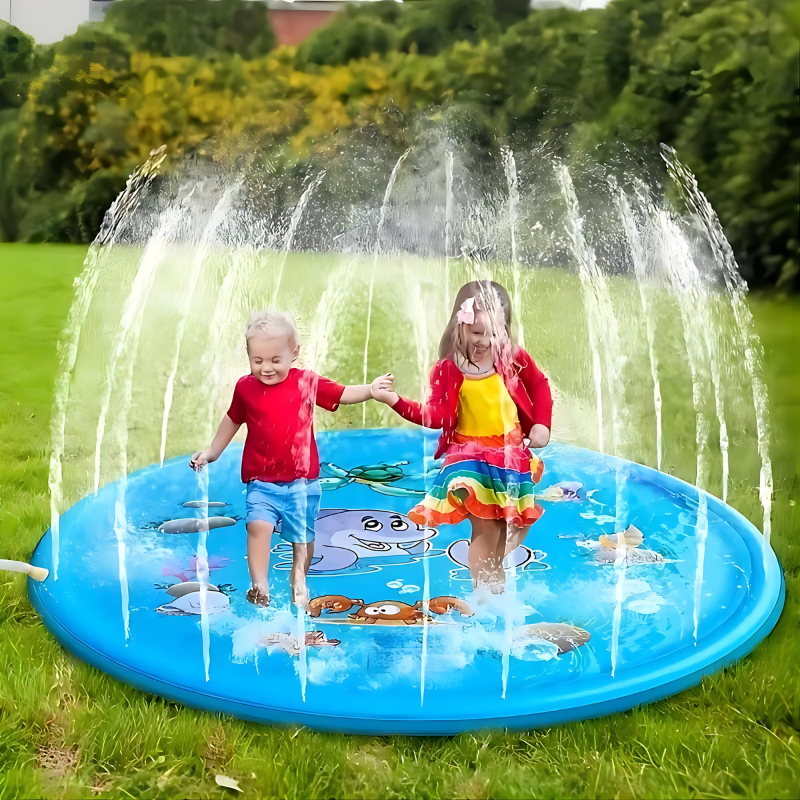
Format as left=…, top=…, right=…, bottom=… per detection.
left=29, top=429, right=783, bottom=735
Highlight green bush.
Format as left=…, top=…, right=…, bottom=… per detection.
left=103, top=0, right=275, bottom=58
left=0, top=0, right=796, bottom=288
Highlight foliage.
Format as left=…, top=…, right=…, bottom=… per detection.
left=0, top=0, right=797, bottom=286
left=103, top=0, right=275, bottom=58
left=296, top=1, right=403, bottom=66
left=0, top=22, right=36, bottom=111
left=573, top=0, right=799, bottom=287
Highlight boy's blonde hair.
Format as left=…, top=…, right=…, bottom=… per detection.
left=245, top=310, right=299, bottom=346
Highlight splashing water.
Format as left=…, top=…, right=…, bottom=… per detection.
left=615, top=190, right=663, bottom=471
left=559, top=163, right=642, bottom=681
left=556, top=164, right=610, bottom=453
left=662, top=147, right=772, bottom=540
left=49, top=150, right=167, bottom=578
left=160, top=184, right=240, bottom=467
left=93, top=204, right=186, bottom=495
left=271, top=172, right=326, bottom=307
left=445, top=149, right=455, bottom=295
left=48, top=130, right=777, bottom=696
left=693, top=491, right=709, bottom=645
left=363, top=149, right=411, bottom=425
left=501, top=147, right=525, bottom=349
left=196, top=466, right=212, bottom=681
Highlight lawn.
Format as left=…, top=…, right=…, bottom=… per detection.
left=0, top=243, right=797, bottom=799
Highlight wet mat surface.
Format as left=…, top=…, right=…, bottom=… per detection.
left=30, top=429, right=784, bottom=734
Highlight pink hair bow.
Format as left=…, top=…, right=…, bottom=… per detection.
left=456, top=297, right=475, bottom=325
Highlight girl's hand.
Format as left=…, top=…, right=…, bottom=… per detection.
left=190, top=450, right=213, bottom=472
left=528, top=424, right=551, bottom=448
left=371, top=373, right=398, bottom=406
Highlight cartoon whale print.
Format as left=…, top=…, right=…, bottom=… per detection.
left=446, top=539, right=549, bottom=577
left=272, top=509, right=440, bottom=575
left=155, top=581, right=232, bottom=616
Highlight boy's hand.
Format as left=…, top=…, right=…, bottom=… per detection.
left=371, top=373, right=398, bottom=406
left=190, top=450, right=212, bottom=472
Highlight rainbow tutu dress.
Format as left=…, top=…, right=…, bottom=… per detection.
left=407, top=372, right=545, bottom=529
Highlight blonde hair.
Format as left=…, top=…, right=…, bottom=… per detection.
left=245, top=309, right=299, bottom=346
left=439, top=280, right=515, bottom=363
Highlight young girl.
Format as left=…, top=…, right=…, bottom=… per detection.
left=372, top=281, right=552, bottom=592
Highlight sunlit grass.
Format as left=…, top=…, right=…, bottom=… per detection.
left=0, top=243, right=797, bottom=799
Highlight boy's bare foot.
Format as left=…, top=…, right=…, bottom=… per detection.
left=246, top=587, right=270, bottom=607
left=291, top=584, right=310, bottom=610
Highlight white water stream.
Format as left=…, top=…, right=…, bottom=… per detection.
left=362, top=149, right=411, bottom=425
left=662, top=147, right=773, bottom=541
left=47, top=135, right=777, bottom=699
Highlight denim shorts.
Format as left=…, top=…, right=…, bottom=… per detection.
left=245, top=478, right=321, bottom=544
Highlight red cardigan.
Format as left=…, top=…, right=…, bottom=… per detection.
left=391, top=347, right=553, bottom=459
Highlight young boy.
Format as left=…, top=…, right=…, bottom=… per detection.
left=190, top=310, right=392, bottom=608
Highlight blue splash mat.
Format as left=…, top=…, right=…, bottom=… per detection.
left=29, top=429, right=784, bottom=735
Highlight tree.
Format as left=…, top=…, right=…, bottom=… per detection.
left=296, top=2, right=401, bottom=67
left=0, top=21, right=37, bottom=110
left=0, top=0, right=796, bottom=286
left=103, top=0, right=275, bottom=59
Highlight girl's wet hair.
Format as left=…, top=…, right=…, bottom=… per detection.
left=439, top=280, right=516, bottom=363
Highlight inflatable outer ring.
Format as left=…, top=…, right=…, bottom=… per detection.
left=28, top=445, right=785, bottom=736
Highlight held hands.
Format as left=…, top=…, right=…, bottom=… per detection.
left=528, top=424, right=551, bottom=449
left=190, top=450, right=216, bottom=472
left=371, top=373, right=398, bottom=406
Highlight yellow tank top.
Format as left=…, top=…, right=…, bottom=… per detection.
left=455, top=373, right=520, bottom=437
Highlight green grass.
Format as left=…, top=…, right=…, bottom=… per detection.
left=0, top=243, right=798, bottom=799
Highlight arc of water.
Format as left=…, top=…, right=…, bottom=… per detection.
left=202, top=227, right=271, bottom=445
left=628, top=181, right=728, bottom=502
left=92, top=203, right=186, bottom=639
left=656, top=210, right=717, bottom=490
left=402, top=264, right=434, bottom=706
left=159, top=184, right=240, bottom=466
left=93, top=204, right=187, bottom=495
left=654, top=211, right=717, bottom=646
left=444, top=149, right=454, bottom=297
left=615, top=190, right=664, bottom=470
left=111, top=482, right=132, bottom=639
left=286, top=256, right=362, bottom=703
left=556, top=165, right=610, bottom=454
left=610, top=464, right=631, bottom=677
left=193, top=465, right=212, bottom=680
left=706, top=323, right=730, bottom=504
left=362, top=149, right=411, bottom=426
left=556, top=163, right=631, bottom=677
left=48, top=151, right=167, bottom=579
left=304, top=256, right=361, bottom=373
left=692, top=491, right=709, bottom=643
left=662, top=148, right=772, bottom=539
left=271, top=172, right=326, bottom=307
left=557, top=163, right=628, bottom=454
left=659, top=205, right=728, bottom=499
left=158, top=185, right=239, bottom=677
left=501, top=147, right=525, bottom=349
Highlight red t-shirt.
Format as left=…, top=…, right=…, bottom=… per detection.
left=226, top=370, right=345, bottom=483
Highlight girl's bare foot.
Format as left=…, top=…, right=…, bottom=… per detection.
left=246, top=587, right=270, bottom=607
